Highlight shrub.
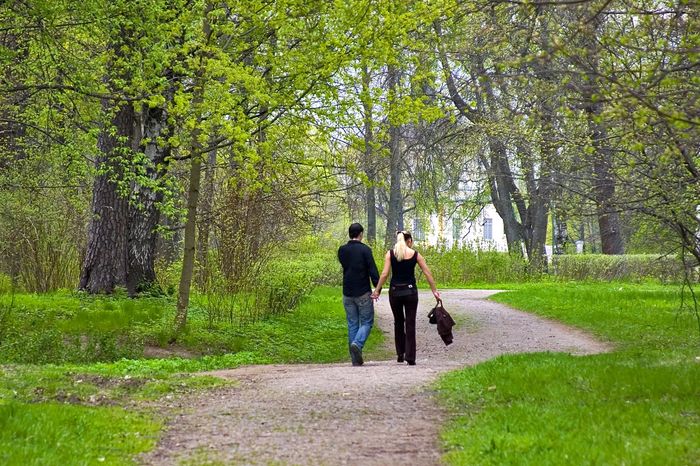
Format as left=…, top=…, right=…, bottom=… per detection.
left=552, top=254, right=687, bottom=283
left=0, top=191, right=86, bottom=293
left=197, top=236, right=339, bottom=328
left=0, top=274, right=12, bottom=294
left=0, top=294, right=166, bottom=364
left=414, top=246, right=531, bottom=285
left=154, top=259, right=182, bottom=296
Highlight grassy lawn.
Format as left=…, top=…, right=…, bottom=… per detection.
left=0, top=286, right=376, bottom=465
left=0, top=402, right=160, bottom=466
left=436, top=282, right=700, bottom=465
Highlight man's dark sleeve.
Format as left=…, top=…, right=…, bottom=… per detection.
left=366, top=247, right=379, bottom=287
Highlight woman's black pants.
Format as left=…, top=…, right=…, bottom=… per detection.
left=389, top=292, right=418, bottom=363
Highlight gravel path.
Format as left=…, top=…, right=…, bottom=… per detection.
left=142, top=289, right=610, bottom=465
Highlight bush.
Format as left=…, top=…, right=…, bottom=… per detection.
left=0, top=274, right=12, bottom=294
left=197, top=236, right=339, bottom=328
left=380, top=247, right=690, bottom=285
left=552, top=254, right=687, bottom=283
left=413, top=247, right=532, bottom=285
left=154, top=259, right=182, bottom=296
left=0, top=294, right=166, bottom=364
left=0, top=190, right=86, bottom=293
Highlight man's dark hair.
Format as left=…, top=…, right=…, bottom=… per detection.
left=348, top=223, right=364, bottom=239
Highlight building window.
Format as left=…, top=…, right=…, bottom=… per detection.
left=483, top=218, right=493, bottom=240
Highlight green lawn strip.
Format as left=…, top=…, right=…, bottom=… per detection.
left=2, top=287, right=373, bottom=401
left=2, top=286, right=376, bottom=401
left=182, top=286, right=384, bottom=365
left=436, top=283, right=700, bottom=465
left=0, top=286, right=380, bottom=463
left=0, top=400, right=160, bottom=465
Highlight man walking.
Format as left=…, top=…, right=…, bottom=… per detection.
left=337, top=223, right=379, bottom=366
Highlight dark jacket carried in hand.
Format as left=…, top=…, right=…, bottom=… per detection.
left=428, top=301, right=456, bottom=345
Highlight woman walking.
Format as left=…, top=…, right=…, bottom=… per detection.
left=371, top=231, right=440, bottom=365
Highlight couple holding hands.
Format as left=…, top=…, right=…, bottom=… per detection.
left=337, top=223, right=440, bottom=366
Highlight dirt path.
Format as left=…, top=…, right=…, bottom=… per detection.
left=142, top=290, right=610, bottom=466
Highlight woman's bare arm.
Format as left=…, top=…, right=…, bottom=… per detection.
left=371, top=251, right=391, bottom=299
left=416, top=253, right=441, bottom=300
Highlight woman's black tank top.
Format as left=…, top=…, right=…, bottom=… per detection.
left=390, top=249, right=418, bottom=286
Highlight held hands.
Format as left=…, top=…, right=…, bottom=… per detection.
left=372, top=288, right=439, bottom=301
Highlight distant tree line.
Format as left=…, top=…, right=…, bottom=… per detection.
left=0, top=0, right=697, bottom=332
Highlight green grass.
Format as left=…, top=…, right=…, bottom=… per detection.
left=1, top=287, right=379, bottom=395
left=436, top=282, right=700, bottom=465
left=0, top=286, right=378, bottom=465
left=0, top=401, right=160, bottom=465
left=232, top=286, right=384, bottom=363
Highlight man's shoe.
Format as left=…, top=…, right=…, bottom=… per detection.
left=350, top=343, right=364, bottom=366
left=397, top=354, right=404, bottom=363
left=349, top=345, right=360, bottom=366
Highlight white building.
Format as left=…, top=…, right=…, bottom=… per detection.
left=413, top=203, right=508, bottom=251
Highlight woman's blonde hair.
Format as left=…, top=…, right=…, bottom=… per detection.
left=393, top=230, right=413, bottom=262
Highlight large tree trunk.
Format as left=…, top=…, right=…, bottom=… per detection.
left=126, top=103, right=170, bottom=295
left=525, top=98, right=556, bottom=269
left=527, top=168, right=553, bottom=270
left=384, top=64, right=403, bottom=249
left=593, top=147, right=625, bottom=255
left=486, top=138, right=524, bottom=252
left=361, top=65, right=377, bottom=243
left=79, top=102, right=134, bottom=293
left=582, top=16, right=624, bottom=255
left=434, top=25, right=525, bottom=254
left=589, top=108, right=624, bottom=254
left=80, top=24, right=160, bottom=294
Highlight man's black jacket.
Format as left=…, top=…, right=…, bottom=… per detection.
left=337, top=240, right=379, bottom=297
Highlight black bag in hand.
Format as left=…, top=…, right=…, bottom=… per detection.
left=427, top=299, right=455, bottom=345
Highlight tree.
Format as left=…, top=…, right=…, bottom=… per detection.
left=384, top=63, right=404, bottom=248
left=171, top=0, right=378, bottom=334
left=80, top=1, right=183, bottom=294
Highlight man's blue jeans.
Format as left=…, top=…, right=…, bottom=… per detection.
left=342, top=292, right=374, bottom=349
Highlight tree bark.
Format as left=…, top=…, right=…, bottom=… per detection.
left=523, top=75, right=556, bottom=268
left=361, top=65, right=377, bottom=243
left=79, top=101, right=134, bottom=293
left=126, top=103, right=170, bottom=295
left=79, top=22, right=167, bottom=294
left=174, top=154, right=203, bottom=333
left=384, top=64, right=403, bottom=249
left=486, top=137, right=524, bottom=252
left=582, top=16, right=624, bottom=255
left=589, top=108, right=624, bottom=254
left=173, top=2, right=212, bottom=336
